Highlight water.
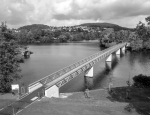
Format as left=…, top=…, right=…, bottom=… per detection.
left=19, top=40, right=150, bottom=93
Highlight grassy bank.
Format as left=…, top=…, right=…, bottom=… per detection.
left=108, top=86, right=150, bottom=115
left=0, top=93, right=17, bottom=110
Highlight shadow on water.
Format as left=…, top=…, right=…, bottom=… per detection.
left=85, top=53, right=122, bottom=90
left=106, top=86, right=150, bottom=115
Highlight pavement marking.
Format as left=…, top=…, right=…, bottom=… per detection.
left=16, top=97, right=39, bottom=115
left=31, top=96, right=38, bottom=101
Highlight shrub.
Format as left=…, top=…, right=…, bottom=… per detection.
left=133, top=74, right=150, bottom=88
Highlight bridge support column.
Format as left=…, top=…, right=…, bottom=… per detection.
left=84, top=76, right=93, bottom=89
left=45, top=85, right=59, bottom=98
left=85, top=67, right=93, bottom=78
left=116, top=49, right=120, bottom=55
left=106, top=54, right=112, bottom=62
left=122, top=46, right=126, bottom=51
left=121, top=46, right=126, bottom=54
left=116, top=49, right=121, bottom=60
left=105, top=62, right=112, bottom=69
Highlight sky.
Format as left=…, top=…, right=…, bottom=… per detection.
left=0, top=0, right=150, bottom=28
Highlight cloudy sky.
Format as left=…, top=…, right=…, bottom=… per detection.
left=0, top=0, right=150, bottom=28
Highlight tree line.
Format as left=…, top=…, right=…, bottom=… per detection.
left=12, top=28, right=100, bottom=44
left=99, top=16, right=150, bottom=51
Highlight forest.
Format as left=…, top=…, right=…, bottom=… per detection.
left=10, top=22, right=133, bottom=44
left=12, top=24, right=100, bottom=44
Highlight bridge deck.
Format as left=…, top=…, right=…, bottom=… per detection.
left=29, top=43, right=126, bottom=90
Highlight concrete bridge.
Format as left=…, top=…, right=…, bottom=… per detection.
left=28, top=42, right=127, bottom=98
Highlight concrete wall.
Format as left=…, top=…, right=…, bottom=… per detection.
left=45, top=85, right=59, bottom=98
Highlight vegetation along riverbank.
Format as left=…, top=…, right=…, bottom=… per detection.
left=99, top=16, right=150, bottom=51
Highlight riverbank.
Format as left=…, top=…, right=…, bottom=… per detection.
left=1, top=87, right=150, bottom=115
left=17, top=86, right=150, bottom=115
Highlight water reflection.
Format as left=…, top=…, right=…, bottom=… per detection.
left=84, top=76, right=94, bottom=89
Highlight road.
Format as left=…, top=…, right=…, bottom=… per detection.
left=0, top=86, right=44, bottom=115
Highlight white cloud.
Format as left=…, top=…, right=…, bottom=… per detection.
left=0, top=0, right=150, bottom=28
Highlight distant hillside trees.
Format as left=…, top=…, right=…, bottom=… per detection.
left=80, top=22, right=134, bottom=31
left=18, top=24, right=50, bottom=31
left=14, top=27, right=100, bottom=44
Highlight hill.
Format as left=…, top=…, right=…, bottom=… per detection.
left=79, top=22, right=134, bottom=31
left=18, top=24, right=50, bottom=31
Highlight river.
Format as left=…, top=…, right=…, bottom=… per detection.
left=19, top=40, right=150, bottom=93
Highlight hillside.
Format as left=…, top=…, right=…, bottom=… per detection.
left=80, top=22, right=134, bottom=31
left=18, top=24, right=50, bottom=31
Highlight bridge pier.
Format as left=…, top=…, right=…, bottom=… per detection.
left=84, top=76, right=93, bottom=89
left=122, top=46, right=126, bottom=51
left=106, top=54, right=112, bottom=62
left=106, top=54, right=113, bottom=69
left=105, top=62, right=112, bottom=69
left=116, top=48, right=120, bottom=55
left=85, top=67, right=93, bottom=78
left=45, top=85, right=59, bottom=98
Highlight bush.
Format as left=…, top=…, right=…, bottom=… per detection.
left=133, top=74, right=150, bottom=88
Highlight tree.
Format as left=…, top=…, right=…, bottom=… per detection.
left=58, top=34, right=67, bottom=42
left=145, top=16, right=150, bottom=25
left=16, top=29, right=28, bottom=43
left=133, top=74, right=150, bottom=88
left=135, top=16, right=150, bottom=49
left=26, top=31, right=34, bottom=43
left=0, top=22, right=22, bottom=93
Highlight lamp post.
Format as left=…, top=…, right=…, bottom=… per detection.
left=12, top=105, right=16, bottom=115
left=109, top=76, right=113, bottom=92
left=126, top=72, right=131, bottom=99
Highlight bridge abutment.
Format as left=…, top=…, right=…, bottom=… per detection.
left=45, top=85, right=59, bottom=98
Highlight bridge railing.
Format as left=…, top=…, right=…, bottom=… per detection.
left=28, top=42, right=126, bottom=91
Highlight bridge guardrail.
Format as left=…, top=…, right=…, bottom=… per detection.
left=28, top=42, right=126, bottom=92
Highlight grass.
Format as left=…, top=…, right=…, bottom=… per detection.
left=0, top=93, right=17, bottom=110
left=8, top=86, right=150, bottom=115
left=107, top=86, right=150, bottom=115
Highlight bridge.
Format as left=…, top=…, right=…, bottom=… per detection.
left=0, top=42, right=127, bottom=115
left=28, top=42, right=127, bottom=98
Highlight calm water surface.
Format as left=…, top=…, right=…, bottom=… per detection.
left=19, top=40, right=150, bottom=93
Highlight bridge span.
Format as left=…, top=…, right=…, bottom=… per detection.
left=28, top=42, right=127, bottom=97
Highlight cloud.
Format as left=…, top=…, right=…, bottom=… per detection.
left=53, top=0, right=150, bottom=20
left=0, top=0, right=34, bottom=26
left=0, top=0, right=150, bottom=28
